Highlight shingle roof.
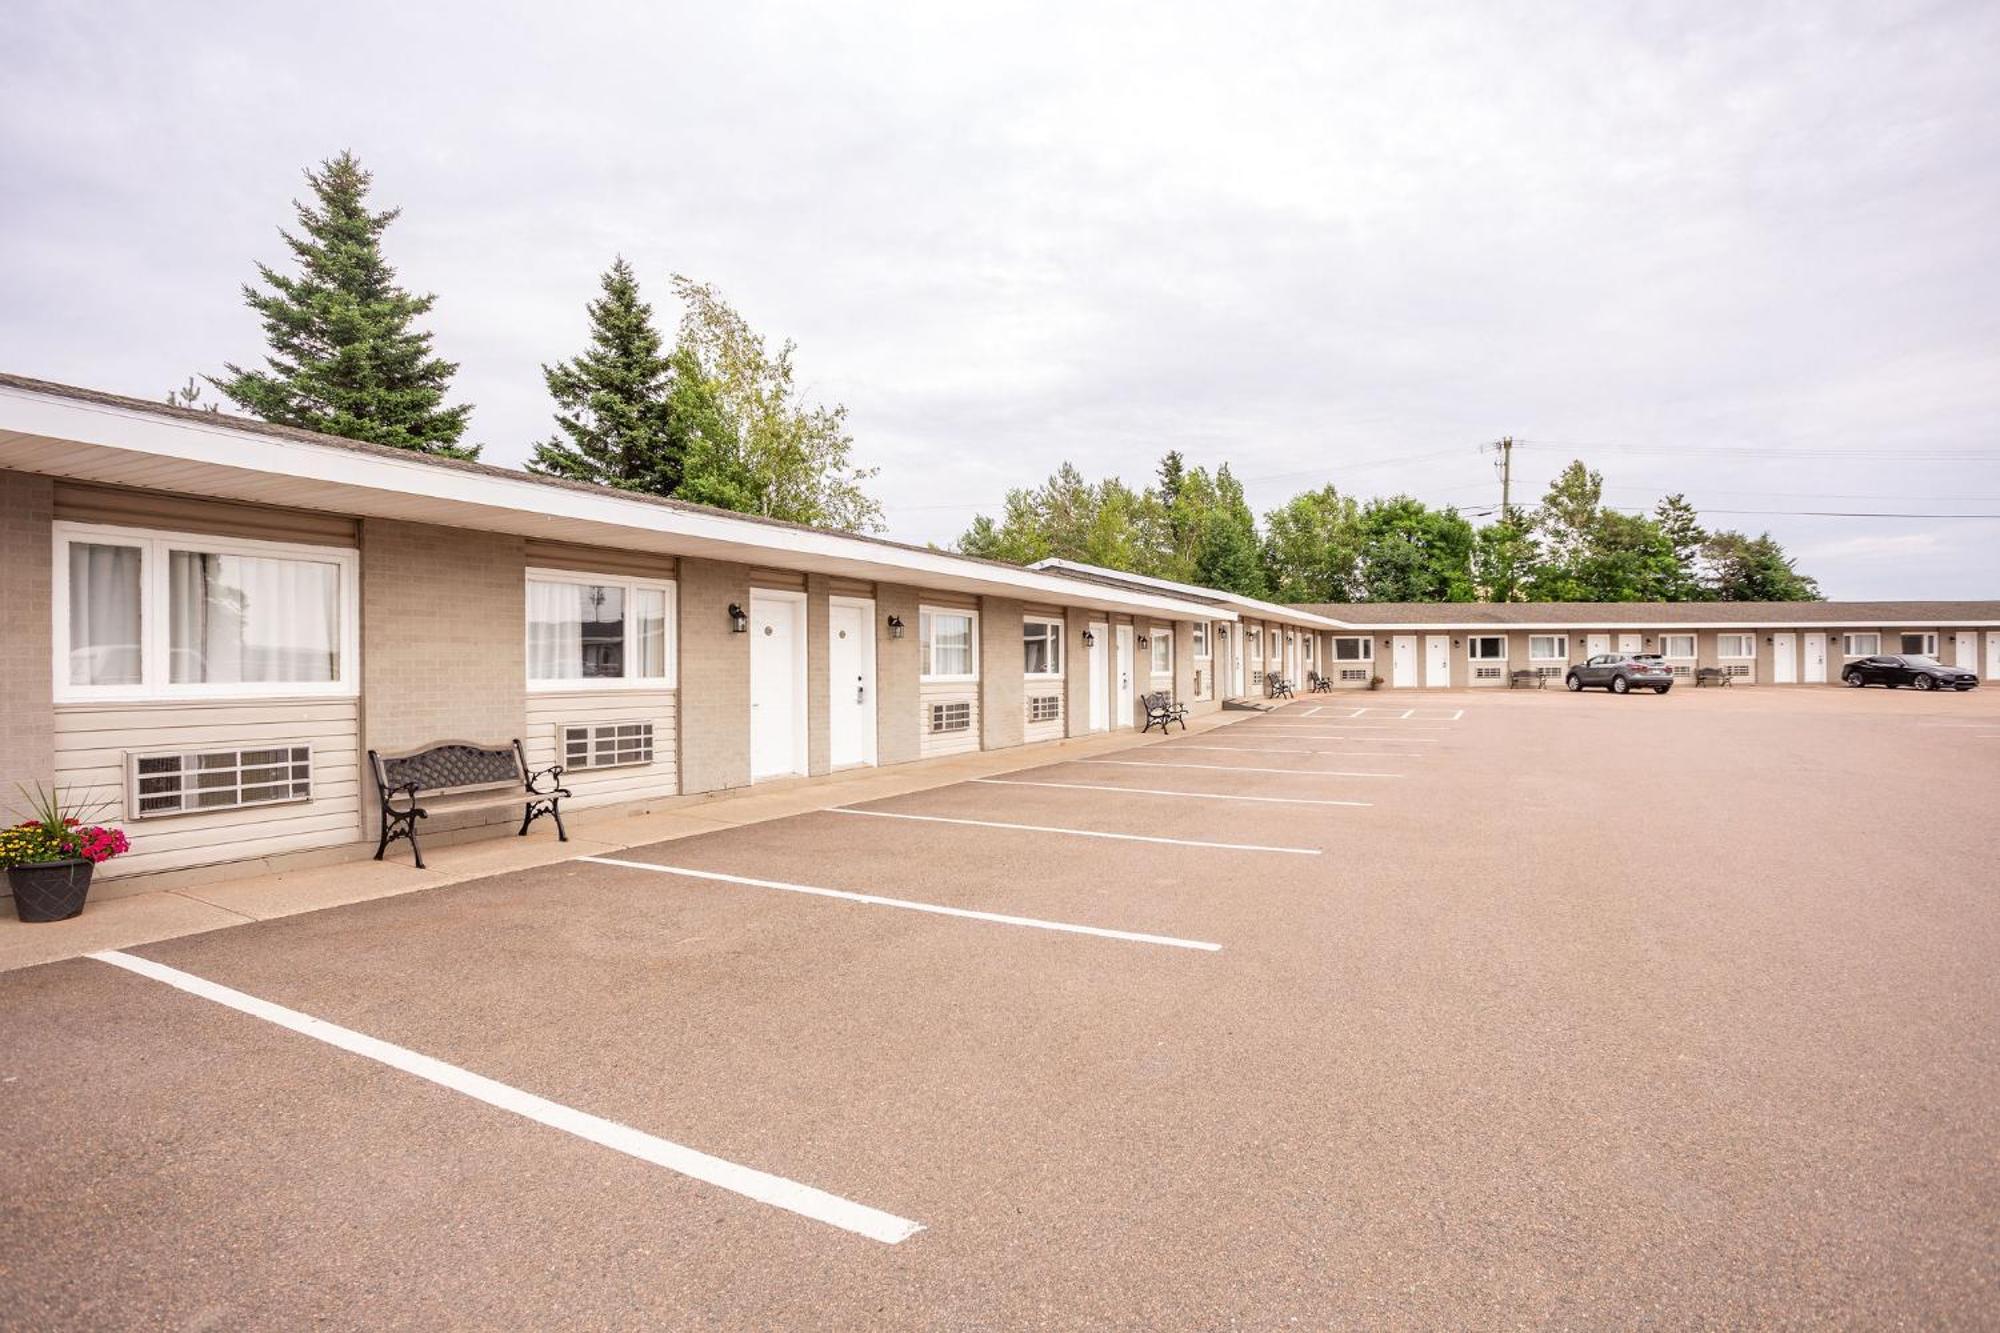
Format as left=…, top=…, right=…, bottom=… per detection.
left=1294, top=600, right=2000, bottom=626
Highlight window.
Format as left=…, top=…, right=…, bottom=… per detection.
left=1149, top=627, right=1172, bottom=675
left=1333, top=637, right=1373, bottom=662
left=1529, top=635, right=1568, bottom=661
left=921, top=608, right=978, bottom=681
left=1717, top=634, right=1756, bottom=658
left=1193, top=622, right=1211, bottom=660
left=1899, top=632, right=1938, bottom=656
left=1022, top=618, right=1063, bottom=676
left=1302, top=637, right=1314, bottom=664
left=1467, top=636, right=1506, bottom=660
left=55, top=523, right=356, bottom=701
left=1028, top=695, right=1060, bottom=723
left=1661, top=634, right=1697, bottom=659
left=526, top=571, right=676, bottom=688
left=1843, top=633, right=1881, bottom=658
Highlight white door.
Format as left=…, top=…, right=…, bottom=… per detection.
left=1804, top=632, right=1828, bottom=684
left=1587, top=634, right=1610, bottom=657
left=1424, top=635, right=1450, bottom=688
left=827, top=597, right=875, bottom=769
left=1115, top=625, right=1136, bottom=727
left=1955, top=631, right=1978, bottom=670
left=1391, top=635, right=1417, bottom=688
left=1618, top=634, right=1642, bottom=654
left=1772, top=633, right=1797, bottom=685
left=1088, top=623, right=1109, bottom=732
left=749, top=591, right=807, bottom=780
left=1988, top=632, right=2000, bottom=681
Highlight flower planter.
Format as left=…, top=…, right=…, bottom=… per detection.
left=7, top=858, right=95, bottom=923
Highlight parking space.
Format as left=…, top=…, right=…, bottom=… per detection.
left=5, top=688, right=1998, bottom=1327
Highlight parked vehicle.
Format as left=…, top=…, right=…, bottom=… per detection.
left=1565, top=652, right=1675, bottom=695
left=1841, top=655, right=1980, bottom=691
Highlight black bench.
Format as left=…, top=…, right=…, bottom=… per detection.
left=1141, top=691, right=1189, bottom=734
left=1267, top=675, right=1296, bottom=700
left=1307, top=672, right=1334, bottom=693
left=368, top=739, right=569, bottom=869
left=1695, top=667, right=1733, bottom=688
left=1509, top=669, right=1547, bottom=689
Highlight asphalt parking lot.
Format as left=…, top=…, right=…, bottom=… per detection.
left=4, top=688, right=1997, bottom=1328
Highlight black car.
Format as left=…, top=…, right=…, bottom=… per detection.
left=1565, top=652, right=1675, bottom=695
left=1841, top=655, right=1979, bottom=691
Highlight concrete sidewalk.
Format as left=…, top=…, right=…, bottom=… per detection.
left=0, top=706, right=1262, bottom=973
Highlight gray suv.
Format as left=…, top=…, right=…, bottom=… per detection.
left=1565, top=652, right=1675, bottom=695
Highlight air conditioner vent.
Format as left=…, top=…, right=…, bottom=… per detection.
left=561, top=720, right=655, bottom=770
left=1028, top=695, right=1060, bottom=723
left=129, top=745, right=313, bottom=819
left=929, top=701, right=972, bottom=733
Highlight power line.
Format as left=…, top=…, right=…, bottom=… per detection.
left=1516, top=438, right=2000, bottom=463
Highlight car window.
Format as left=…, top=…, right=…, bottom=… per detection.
left=1632, top=654, right=1664, bottom=662
left=1902, top=655, right=1938, bottom=667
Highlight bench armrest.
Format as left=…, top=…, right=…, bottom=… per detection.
left=381, top=780, right=425, bottom=817
left=524, top=763, right=570, bottom=797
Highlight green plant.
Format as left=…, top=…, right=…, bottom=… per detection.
left=1, top=784, right=129, bottom=869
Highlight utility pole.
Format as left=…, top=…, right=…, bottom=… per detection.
left=1483, top=436, right=1515, bottom=521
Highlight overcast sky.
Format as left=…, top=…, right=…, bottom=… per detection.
left=6, top=1, right=1997, bottom=598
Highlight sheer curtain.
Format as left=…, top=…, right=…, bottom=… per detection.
left=68, top=542, right=143, bottom=686
left=170, top=552, right=339, bottom=684
left=527, top=580, right=585, bottom=680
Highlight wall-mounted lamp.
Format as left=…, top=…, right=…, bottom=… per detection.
left=1136, top=634, right=1149, bottom=647
left=1080, top=627, right=1095, bottom=647
left=727, top=603, right=749, bottom=634
left=886, top=614, right=905, bottom=640
left=1215, top=625, right=1227, bottom=638
left=1453, top=638, right=1462, bottom=648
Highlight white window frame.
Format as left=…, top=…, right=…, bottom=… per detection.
left=1842, top=633, right=1881, bottom=658
left=525, top=567, right=679, bottom=692
left=920, top=606, right=980, bottom=683
left=1149, top=626, right=1173, bottom=675
left=1528, top=634, right=1568, bottom=662
left=1467, top=635, right=1507, bottom=661
left=1332, top=636, right=1373, bottom=663
left=1896, top=631, right=1938, bottom=657
left=1660, top=634, right=1697, bottom=659
left=1022, top=616, right=1064, bottom=679
left=1716, top=633, right=1757, bottom=659
left=53, top=521, right=360, bottom=704
left=1192, top=622, right=1211, bottom=660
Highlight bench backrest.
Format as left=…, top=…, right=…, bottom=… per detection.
left=372, top=741, right=525, bottom=796
left=1140, top=691, right=1171, bottom=710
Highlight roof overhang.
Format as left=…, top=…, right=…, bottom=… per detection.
left=0, top=383, right=1234, bottom=622
left=1309, top=618, right=2000, bottom=631
left=1028, top=558, right=1350, bottom=630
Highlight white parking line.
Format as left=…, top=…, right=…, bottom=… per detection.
left=580, top=857, right=1222, bottom=952
left=830, top=807, right=1320, bottom=855
left=974, top=778, right=1371, bottom=807
left=89, top=949, right=923, bottom=1244
left=1232, top=728, right=1443, bottom=742
left=1081, top=759, right=1401, bottom=778
left=1165, top=745, right=1428, bottom=759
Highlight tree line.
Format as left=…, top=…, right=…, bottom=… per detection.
left=959, top=455, right=1820, bottom=603
left=192, top=152, right=1821, bottom=603
left=198, top=152, right=881, bottom=530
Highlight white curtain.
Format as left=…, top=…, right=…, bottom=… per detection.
left=527, top=580, right=585, bottom=680
left=68, top=542, right=143, bottom=685
left=170, top=552, right=339, bottom=684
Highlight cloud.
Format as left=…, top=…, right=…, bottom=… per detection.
left=3, top=0, right=1997, bottom=600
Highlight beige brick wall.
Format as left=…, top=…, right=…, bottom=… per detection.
left=1174, top=620, right=1196, bottom=707
left=0, top=471, right=54, bottom=809
left=360, top=519, right=526, bottom=756
left=1064, top=609, right=1098, bottom=735
left=876, top=584, right=922, bottom=765
left=980, top=596, right=1025, bottom=751
left=805, top=574, right=832, bottom=776
left=678, top=558, right=752, bottom=794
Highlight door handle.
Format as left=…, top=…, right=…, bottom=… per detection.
left=856, top=684, right=866, bottom=703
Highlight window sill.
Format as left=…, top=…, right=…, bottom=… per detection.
left=54, top=688, right=360, bottom=707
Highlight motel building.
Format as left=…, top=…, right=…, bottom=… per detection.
left=0, top=375, right=1246, bottom=900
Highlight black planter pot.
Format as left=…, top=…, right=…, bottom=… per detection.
left=7, top=858, right=94, bottom=923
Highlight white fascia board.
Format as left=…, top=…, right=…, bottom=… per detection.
left=1029, top=558, right=1350, bottom=629
left=1331, top=620, right=2000, bottom=631
left=0, top=387, right=1235, bottom=624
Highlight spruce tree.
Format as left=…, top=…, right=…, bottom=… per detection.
left=210, top=151, right=476, bottom=459
left=529, top=257, right=685, bottom=492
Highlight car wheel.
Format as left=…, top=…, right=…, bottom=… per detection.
left=1610, top=675, right=1630, bottom=695
left=1914, top=674, right=1934, bottom=691
left=1843, top=671, right=1864, bottom=687
left=1654, top=685, right=1671, bottom=694
left=1564, top=674, right=1583, bottom=692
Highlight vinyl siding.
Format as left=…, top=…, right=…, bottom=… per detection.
left=55, top=698, right=361, bottom=878
left=1022, top=681, right=1065, bottom=743
left=919, top=679, right=980, bottom=758
left=524, top=688, right=679, bottom=810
